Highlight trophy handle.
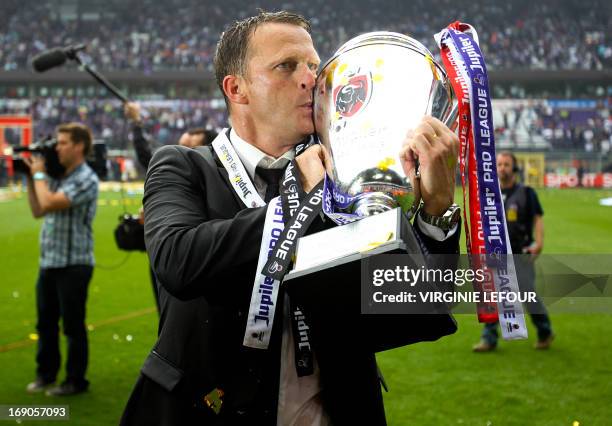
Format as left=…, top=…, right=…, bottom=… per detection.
left=445, top=102, right=459, bottom=130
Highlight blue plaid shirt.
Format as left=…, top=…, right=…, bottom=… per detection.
left=39, top=162, right=99, bottom=268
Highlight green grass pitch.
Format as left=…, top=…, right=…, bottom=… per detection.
left=0, top=187, right=610, bottom=425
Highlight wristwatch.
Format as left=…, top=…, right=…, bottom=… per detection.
left=33, top=171, right=47, bottom=181
left=419, top=203, right=461, bottom=232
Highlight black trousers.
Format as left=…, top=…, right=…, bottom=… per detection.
left=35, top=265, right=93, bottom=385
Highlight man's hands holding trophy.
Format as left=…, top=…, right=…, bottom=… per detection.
left=296, top=115, right=459, bottom=221
left=400, top=116, right=459, bottom=217
left=296, top=144, right=327, bottom=194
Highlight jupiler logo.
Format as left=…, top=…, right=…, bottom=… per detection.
left=473, top=74, right=485, bottom=86
left=267, top=261, right=283, bottom=274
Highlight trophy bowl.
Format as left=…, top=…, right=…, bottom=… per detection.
left=314, top=31, right=457, bottom=218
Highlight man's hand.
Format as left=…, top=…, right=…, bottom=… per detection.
left=400, top=116, right=459, bottom=216
left=23, top=155, right=52, bottom=218
left=124, top=102, right=142, bottom=124
left=527, top=214, right=544, bottom=261
left=523, top=242, right=542, bottom=261
left=23, top=156, right=46, bottom=176
left=295, top=145, right=326, bottom=193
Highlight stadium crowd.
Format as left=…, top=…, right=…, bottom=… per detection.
left=494, top=99, right=611, bottom=153
left=0, top=97, right=227, bottom=147
left=2, top=97, right=609, bottom=153
left=1, top=0, right=610, bottom=72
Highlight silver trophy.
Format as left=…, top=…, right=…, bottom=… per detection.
left=314, top=31, right=457, bottom=218
left=289, top=31, right=459, bottom=275
left=285, top=32, right=459, bottom=353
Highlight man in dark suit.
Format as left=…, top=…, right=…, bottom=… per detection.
left=121, top=11, right=460, bottom=426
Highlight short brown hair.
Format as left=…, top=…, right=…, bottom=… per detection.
left=57, top=122, right=93, bottom=156
left=187, top=127, right=218, bottom=146
left=498, top=150, right=518, bottom=171
left=213, top=10, right=311, bottom=110
left=187, top=127, right=205, bottom=136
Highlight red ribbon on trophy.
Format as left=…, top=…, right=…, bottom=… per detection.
left=437, top=22, right=497, bottom=323
left=436, top=22, right=528, bottom=339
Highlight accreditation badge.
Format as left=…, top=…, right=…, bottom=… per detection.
left=507, top=205, right=518, bottom=222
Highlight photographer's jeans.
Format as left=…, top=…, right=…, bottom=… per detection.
left=35, top=265, right=93, bottom=386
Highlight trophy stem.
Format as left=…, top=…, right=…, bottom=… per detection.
left=352, top=193, right=397, bottom=217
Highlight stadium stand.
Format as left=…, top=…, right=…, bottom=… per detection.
left=0, top=0, right=610, bottom=72
left=0, top=0, right=610, bottom=183
left=0, top=97, right=226, bottom=146
left=0, top=97, right=609, bottom=154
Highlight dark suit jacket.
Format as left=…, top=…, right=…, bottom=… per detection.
left=120, top=143, right=460, bottom=426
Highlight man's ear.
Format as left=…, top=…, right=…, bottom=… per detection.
left=222, top=75, right=248, bottom=105
left=76, top=142, right=86, bottom=157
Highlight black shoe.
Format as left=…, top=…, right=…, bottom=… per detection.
left=46, top=381, right=89, bottom=396
left=26, top=378, right=55, bottom=393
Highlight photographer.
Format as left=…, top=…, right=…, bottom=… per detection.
left=473, top=152, right=553, bottom=352
left=24, top=123, right=99, bottom=396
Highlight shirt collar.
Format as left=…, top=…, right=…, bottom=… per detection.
left=56, top=161, right=85, bottom=182
left=229, top=128, right=294, bottom=180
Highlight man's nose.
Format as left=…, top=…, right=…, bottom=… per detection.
left=299, top=65, right=316, bottom=90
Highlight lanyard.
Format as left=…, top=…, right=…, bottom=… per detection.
left=212, top=131, right=316, bottom=374
left=212, top=131, right=265, bottom=208
left=436, top=24, right=527, bottom=339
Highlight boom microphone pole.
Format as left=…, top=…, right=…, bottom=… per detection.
left=32, top=44, right=130, bottom=103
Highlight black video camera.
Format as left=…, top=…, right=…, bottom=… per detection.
left=12, top=138, right=108, bottom=180
left=114, top=213, right=146, bottom=251
left=13, top=138, right=65, bottom=179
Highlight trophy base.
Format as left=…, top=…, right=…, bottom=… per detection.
left=352, top=192, right=397, bottom=217
left=290, top=208, right=419, bottom=276
left=284, top=208, right=457, bottom=353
